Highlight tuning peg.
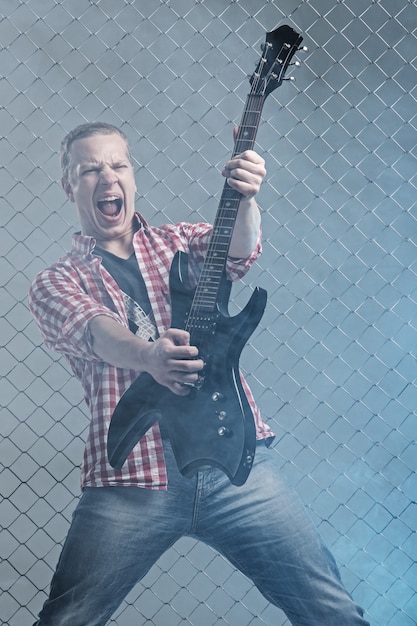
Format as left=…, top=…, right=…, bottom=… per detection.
left=298, top=45, right=308, bottom=52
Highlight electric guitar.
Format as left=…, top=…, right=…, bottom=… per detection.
left=107, top=24, right=303, bottom=485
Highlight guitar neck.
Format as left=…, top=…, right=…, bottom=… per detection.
left=215, top=92, right=265, bottom=238
left=231, top=93, right=265, bottom=156
left=190, top=94, right=265, bottom=318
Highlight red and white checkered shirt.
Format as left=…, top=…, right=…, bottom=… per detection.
left=29, top=213, right=274, bottom=490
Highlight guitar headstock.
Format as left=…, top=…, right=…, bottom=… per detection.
left=250, top=24, right=304, bottom=98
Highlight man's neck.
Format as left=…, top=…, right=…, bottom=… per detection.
left=92, top=218, right=139, bottom=259
left=95, top=237, right=135, bottom=259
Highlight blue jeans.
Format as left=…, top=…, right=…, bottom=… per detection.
left=34, top=441, right=369, bottom=626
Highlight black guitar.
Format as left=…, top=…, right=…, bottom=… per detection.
left=107, top=24, right=303, bottom=485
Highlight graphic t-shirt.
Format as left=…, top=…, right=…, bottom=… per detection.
left=94, top=246, right=157, bottom=341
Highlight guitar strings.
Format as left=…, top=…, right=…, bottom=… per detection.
left=185, top=43, right=285, bottom=344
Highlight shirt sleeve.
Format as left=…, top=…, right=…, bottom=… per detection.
left=225, top=228, right=262, bottom=281
left=166, top=221, right=262, bottom=284
left=28, top=259, right=124, bottom=362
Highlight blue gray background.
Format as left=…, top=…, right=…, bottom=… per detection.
left=0, top=1, right=416, bottom=625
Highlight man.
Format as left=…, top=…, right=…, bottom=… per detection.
left=29, top=121, right=370, bottom=625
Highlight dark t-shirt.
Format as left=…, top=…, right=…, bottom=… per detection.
left=94, top=247, right=168, bottom=436
left=94, top=246, right=154, bottom=337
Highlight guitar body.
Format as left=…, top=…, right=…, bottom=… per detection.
left=107, top=23, right=303, bottom=485
left=108, top=251, right=267, bottom=486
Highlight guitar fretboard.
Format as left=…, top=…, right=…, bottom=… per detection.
left=188, top=94, right=265, bottom=324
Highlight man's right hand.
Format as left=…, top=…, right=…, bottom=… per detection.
left=141, top=328, right=204, bottom=395
left=89, top=316, right=204, bottom=395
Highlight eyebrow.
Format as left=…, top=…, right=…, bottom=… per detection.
left=79, top=157, right=130, bottom=169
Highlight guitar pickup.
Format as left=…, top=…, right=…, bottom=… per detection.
left=188, top=313, right=219, bottom=333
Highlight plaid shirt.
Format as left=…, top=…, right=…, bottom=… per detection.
left=29, top=213, right=274, bottom=490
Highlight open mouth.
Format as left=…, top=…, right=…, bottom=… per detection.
left=97, top=197, right=123, bottom=218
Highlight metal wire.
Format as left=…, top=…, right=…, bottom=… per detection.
left=1, top=1, right=416, bottom=624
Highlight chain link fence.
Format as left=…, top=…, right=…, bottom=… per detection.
left=1, top=1, right=416, bottom=624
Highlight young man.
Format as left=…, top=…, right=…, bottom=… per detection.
left=29, top=122, right=370, bottom=625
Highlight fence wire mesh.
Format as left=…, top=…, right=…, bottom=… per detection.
left=0, top=1, right=416, bottom=625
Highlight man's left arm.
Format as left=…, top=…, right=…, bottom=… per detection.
left=222, top=149, right=266, bottom=259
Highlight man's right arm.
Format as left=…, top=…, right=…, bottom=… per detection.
left=29, top=265, right=203, bottom=395
left=89, top=315, right=204, bottom=396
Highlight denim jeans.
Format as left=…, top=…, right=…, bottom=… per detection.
left=34, top=441, right=370, bottom=626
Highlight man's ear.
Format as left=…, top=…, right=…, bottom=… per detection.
left=61, top=177, right=74, bottom=202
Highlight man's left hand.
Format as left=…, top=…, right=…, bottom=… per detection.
left=222, top=150, right=266, bottom=199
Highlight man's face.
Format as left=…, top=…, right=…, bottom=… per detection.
left=62, top=133, right=137, bottom=248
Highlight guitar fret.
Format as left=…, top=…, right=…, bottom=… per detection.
left=213, top=219, right=235, bottom=226
left=213, top=216, right=238, bottom=227
left=195, top=288, right=219, bottom=297
left=194, top=289, right=219, bottom=296
left=206, top=235, right=231, bottom=243
left=214, top=228, right=236, bottom=235
left=195, top=280, right=222, bottom=290
left=192, top=297, right=218, bottom=308
left=219, top=199, right=240, bottom=208
left=197, top=276, right=223, bottom=286
left=198, top=267, right=223, bottom=276
left=208, top=232, right=232, bottom=241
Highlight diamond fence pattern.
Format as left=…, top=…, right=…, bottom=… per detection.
left=0, top=0, right=416, bottom=625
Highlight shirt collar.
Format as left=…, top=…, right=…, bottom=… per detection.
left=71, top=212, right=148, bottom=256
